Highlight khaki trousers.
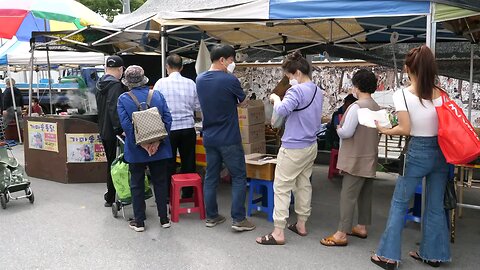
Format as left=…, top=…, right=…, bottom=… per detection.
left=338, top=173, right=373, bottom=232
left=273, top=143, right=317, bottom=229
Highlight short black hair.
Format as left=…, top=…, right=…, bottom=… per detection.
left=32, top=97, right=39, bottom=103
left=210, top=44, right=236, bottom=62
left=166, top=54, right=182, bottom=69
left=351, top=69, right=377, bottom=94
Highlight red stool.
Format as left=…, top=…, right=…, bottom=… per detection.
left=170, top=173, right=206, bottom=222
left=328, top=149, right=339, bottom=180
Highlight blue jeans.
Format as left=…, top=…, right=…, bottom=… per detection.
left=204, top=143, right=247, bottom=222
left=377, top=136, right=450, bottom=262
left=129, top=159, right=169, bottom=223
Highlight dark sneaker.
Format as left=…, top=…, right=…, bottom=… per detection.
left=160, top=217, right=171, bottom=229
left=232, top=218, right=256, bottom=232
left=129, top=220, right=145, bottom=232
left=205, top=215, right=226, bottom=228
left=104, top=202, right=113, bottom=207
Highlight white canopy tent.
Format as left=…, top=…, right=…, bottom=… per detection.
left=0, top=38, right=105, bottom=143
left=0, top=38, right=105, bottom=66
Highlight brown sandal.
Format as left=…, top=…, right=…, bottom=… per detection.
left=347, top=227, right=368, bottom=239
left=320, top=235, right=348, bottom=247
left=256, top=233, right=285, bottom=245
left=287, top=223, right=307, bottom=237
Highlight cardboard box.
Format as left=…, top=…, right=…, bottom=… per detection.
left=239, top=123, right=265, bottom=143
left=245, top=153, right=277, bottom=181
left=243, top=141, right=266, bottom=155
left=238, top=100, right=265, bottom=126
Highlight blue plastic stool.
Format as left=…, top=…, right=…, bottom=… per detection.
left=247, top=178, right=274, bottom=222
left=404, top=166, right=454, bottom=227
left=404, top=184, right=423, bottom=225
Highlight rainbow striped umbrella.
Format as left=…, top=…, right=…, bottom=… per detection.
left=0, top=0, right=107, bottom=41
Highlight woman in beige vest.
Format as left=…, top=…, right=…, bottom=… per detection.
left=321, top=69, right=380, bottom=246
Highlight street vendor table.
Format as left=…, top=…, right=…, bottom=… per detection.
left=24, top=115, right=107, bottom=184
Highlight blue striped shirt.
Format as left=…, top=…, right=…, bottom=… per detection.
left=153, top=72, right=200, bottom=131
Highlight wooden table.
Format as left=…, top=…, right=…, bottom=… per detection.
left=450, top=163, right=480, bottom=243
left=456, top=163, right=480, bottom=217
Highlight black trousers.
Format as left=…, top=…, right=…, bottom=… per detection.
left=168, top=128, right=196, bottom=197
left=102, top=139, right=117, bottom=203
left=129, top=159, right=169, bottom=222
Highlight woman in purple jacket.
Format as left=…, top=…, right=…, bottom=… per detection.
left=117, top=65, right=173, bottom=232
left=256, top=51, right=324, bottom=245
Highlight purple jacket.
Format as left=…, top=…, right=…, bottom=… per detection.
left=274, top=82, right=323, bottom=149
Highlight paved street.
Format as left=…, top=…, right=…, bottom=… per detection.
left=1, top=146, right=479, bottom=269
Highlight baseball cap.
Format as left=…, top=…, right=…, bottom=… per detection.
left=106, top=55, right=124, bottom=67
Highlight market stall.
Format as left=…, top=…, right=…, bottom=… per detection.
left=23, top=115, right=107, bottom=184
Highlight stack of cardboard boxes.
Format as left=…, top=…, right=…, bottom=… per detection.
left=237, top=100, right=266, bottom=154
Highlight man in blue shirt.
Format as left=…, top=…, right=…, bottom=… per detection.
left=196, top=44, right=255, bottom=232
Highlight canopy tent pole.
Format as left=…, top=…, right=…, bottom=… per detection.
left=161, top=25, right=167, bottom=78
left=43, top=19, right=54, bottom=114
left=426, top=4, right=437, bottom=52
left=468, top=43, right=474, bottom=121
left=422, top=2, right=437, bottom=235
left=46, top=45, right=53, bottom=114
left=28, top=48, right=35, bottom=116
left=6, top=65, right=23, bottom=144
left=36, top=72, right=40, bottom=100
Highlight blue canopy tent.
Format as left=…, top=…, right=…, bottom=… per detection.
left=31, top=0, right=480, bottom=112
left=31, top=0, right=478, bottom=74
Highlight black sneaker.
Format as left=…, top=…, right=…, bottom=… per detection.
left=160, top=217, right=171, bottom=229
left=104, top=202, right=113, bottom=207
left=129, top=220, right=145, bottom=232
left=205, top=215, right=226, bottom=228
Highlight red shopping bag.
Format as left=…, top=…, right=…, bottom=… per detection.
left=436, top=91, right=480, bottom=164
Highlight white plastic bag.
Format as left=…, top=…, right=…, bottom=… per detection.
left=264, top=100, right=274, bottom=124
left=271, top=110, right=285, bottom=128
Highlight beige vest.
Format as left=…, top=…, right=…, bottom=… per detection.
left=337, top=98, right=380, bottom=178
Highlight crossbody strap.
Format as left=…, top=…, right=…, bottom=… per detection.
left=401, top=89, right=411, bottom=146
left=401, top=89, right=409, bottom=112
left=293, top=85, right=319, bottom=112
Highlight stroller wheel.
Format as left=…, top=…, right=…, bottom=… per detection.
left=26, top=187, right=34, bottom=204
left=112, top=202, right=119, bottom=218
left=0, top=194, right=6, bottom=209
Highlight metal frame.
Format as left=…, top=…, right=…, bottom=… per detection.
left=6, top=65, right=22, bottom=144
left=33, top=11, right=470, bottom=59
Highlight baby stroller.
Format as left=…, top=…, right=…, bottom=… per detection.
left=0, top=146, right=34, bottom=209
left=110, top=136, right=153, bottom=219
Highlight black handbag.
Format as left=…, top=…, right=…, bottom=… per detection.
left=398, top=89, right=410, bottom=176
left=444, top=179, right=457, bottom=210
